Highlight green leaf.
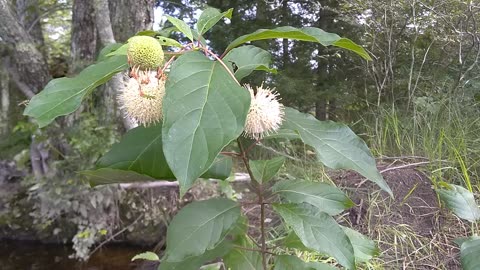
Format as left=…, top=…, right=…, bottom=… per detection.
left=225, top=26, right=371, bottom=60
left=160, top=215, right=247, bottom=270
left=164, top=198, right=241, bottom=262
left=249, top=157, right=284, bottom=184
left=24, top=55, right=128, bottom=128
left=80, top=168, right=158, bottom=186
left=97, top=43, right=123, bottom=61
left=162, top=51, right=250, bottom=195
left=189, top=29, right=208, bottom=47
left=200, top=155, right=232, bottom=180
left=223, top=235, right=263, bottom=270
left=273, top=204, right=355, bottom=269
left=342, top=227, right=379, bottom=263
left=283, top=231, right=309, bottom=250
left=274, top=255, right=336, bottom=270
left=166, top=15, right=194, bottom=42
left=281, top=107, right=392, bottom=196
left=437, top=183, right=480, bottom=222
left=200, top=263, right=223, bottom=270
left=131, top=251, right=160, bottom=262
left=158, top=26, right=177, bottom=37
left=223, top=45, right=277, bottom=81
left=106, top=43, right=128, bottom=57
left=157, top=36, right=183, bottom=48
left=461, top=237, right=480, bottom=270
left=96, top=123, right=174, bottom=179
left=135, top=30, right=158, bottom=37
left=283, top=228, right=374, bottom=265
left=263, top=129, right=301, bottom=140
left=159, top=238, right=233, bottom=270
left=197, top=8, right=233, bottom=35
left=272, top=179, right=354, bottom=216
left=90, top=123, right=232, bottom=184
left=455, top=236, right=479, bottom=247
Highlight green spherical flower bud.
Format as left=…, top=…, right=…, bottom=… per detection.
left=127, top=36, right=164, bottom=70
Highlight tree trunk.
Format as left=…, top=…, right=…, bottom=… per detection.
left=94, top=0, right=115, bottom=45
left=70, top=0, right=97, bottom=74
left=255, top=0, right=268, bottom=51
left=0, top=63, right=9, bottom=135
left=16, top=0, right=45, bottom=47
left=65, top=0, right=98, bottom=127
left=281, top=0, right=289, bottom=69
left=108, top=0, right=154, bottom=43
left=94, top=0, right=154, bottom=129
left=0, top=0, right=51, bottom=178
left=0, top=0, right=50, bottom=94
left=315, top=100, right=326, bottom=120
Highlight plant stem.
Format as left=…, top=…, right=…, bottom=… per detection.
left=233, top=245, right=276, bottom=256
left=237, top=138, right=269, bottom=270
left=259, top=185, right=268, bottom=270
left=201, top=46, right=240, bottom=86
left=220, top=151, right=240, bottom=157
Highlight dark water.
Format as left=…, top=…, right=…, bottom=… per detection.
left=0, top=241, right=154, bottom=270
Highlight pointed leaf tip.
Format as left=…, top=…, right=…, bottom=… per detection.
left=281, top=107, right=392, bottom=196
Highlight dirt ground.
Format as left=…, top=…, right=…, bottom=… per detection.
left=335, top=163, right=467, bottom=270
left=236, top=161, right=469, bottom=270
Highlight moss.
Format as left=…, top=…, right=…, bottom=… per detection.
left=127, top=36, right=164, bottom=70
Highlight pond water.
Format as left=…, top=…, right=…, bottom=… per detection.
left=0, top=240, right=155, bottom=270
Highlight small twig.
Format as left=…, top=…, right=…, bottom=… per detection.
left=357, top=161, right=432, bottom=189
left=201, top=46, right=240, bottom=85
left=233, top=245, right=276, bottom=256
left=220, top=151, right=240, bottom=157
left=88, top=214, right=143, bottom=258
left=241, top=201, right=273, bottom=205
left=161, top=55, right=178, bottom=74
left=259, top=194, right=268, bottom=268
left=164, top=52, right=185, bottom=55
left=244, top=139, right=261, bottom=155
left=376, top=155, right=430, bottom=160
left=246, top=233, right=262, bottom=249
left=257, top=143, right=302, bottom=162
left=380, top=161, right=431, bottom=173
left=376, top=156, right=450, bottom=163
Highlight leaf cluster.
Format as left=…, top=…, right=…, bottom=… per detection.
left=23, top=7, right=389, bottom=270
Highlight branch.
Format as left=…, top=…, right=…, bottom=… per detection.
left=233, top=245, right=276, bottom=256
left=202, top=47, right=240, bottom=86
left=26, top=4, right=71, bottom=34
left=88, top=214, right=143, bottom=258
left=380, top=161, right=431, bottom=173
left=3, top=57, right=35, bottom=98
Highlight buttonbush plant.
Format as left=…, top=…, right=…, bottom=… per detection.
left=24, top=7, right=393, bottom=270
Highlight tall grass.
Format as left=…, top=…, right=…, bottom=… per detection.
left=357, top=97, right=480, bottom=189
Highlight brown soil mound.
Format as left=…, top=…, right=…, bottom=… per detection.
left=335, top=164, right=466, bottom=270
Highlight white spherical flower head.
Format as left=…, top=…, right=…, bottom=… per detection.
left=119, top=72, right=166, bottom=126
left=244, top=84, right=285, bottom=139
